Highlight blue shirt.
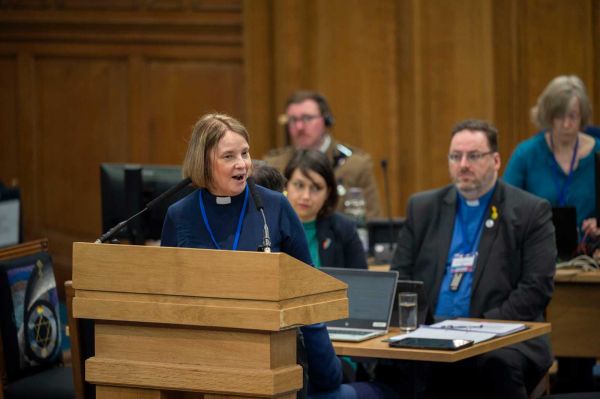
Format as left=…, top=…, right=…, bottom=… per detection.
left=503, top=132, right=600, bottom=228
left=435, top=187, right=494, bottom=318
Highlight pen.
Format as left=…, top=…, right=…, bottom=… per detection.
left=440, top=324, right=484, bottom=330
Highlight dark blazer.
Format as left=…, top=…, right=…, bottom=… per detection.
left=391, top=180, right=556, bottom=370
left=316, top=213, right=368, bottom=269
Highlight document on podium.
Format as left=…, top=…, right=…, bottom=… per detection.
left=388, top=320, right=527, bottom=344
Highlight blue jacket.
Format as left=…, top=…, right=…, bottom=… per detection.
left=161, top=184, right=343, bottom=396
left=316, top=213, right=367, bottom=269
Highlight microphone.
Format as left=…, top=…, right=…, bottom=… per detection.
left=377, top=159, right=396, bottom=262
left=247, top=177, right=271, bottom=253
left=146, top=177, right=192, bottom=210
left=95, top=177, right=192, bottom=244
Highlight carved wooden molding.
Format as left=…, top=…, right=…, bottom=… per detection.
left=0, top=5, right=242, bottom=45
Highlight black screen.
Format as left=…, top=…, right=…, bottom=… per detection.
left=595, top=151, right=600, bottom=222
left=551, top=206, right=578, bottom=261
left=320, top=267, right=398, bottom=328
left=100, top=163, right=194, bottom=243
left=367, top=217, right=405, bottom=257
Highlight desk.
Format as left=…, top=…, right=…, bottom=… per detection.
left=547, top=270, right=600, bottom=357
left=332, top=321, right=551, bottom=363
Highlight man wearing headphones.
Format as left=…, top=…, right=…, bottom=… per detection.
left=264, top=90, right=382, bottom=218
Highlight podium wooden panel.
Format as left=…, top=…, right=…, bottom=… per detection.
left=72, top=242, right=348, bottom=399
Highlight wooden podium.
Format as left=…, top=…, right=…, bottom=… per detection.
left=71, top=242, right=348, bottom=399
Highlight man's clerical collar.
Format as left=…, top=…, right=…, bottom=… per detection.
left=465, top=199, right=479, bottom=207
left=458, top=182, right=497, bottom=208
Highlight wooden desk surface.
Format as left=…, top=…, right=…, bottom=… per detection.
left=554, top=269, right=600, bottom=283
left=332, top=320, right=550, bottom=363
left=547, top=270, right=600, bottom=357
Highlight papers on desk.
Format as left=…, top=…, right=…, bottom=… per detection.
left=389, top=320, right=527, bottom=344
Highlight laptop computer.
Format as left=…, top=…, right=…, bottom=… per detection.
left=320, top=267, right=398, bottom=342
left=551, top=206, right=578, bottom=261
left=390, top=280, right=433, bottom=327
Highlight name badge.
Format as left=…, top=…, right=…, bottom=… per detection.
left=450, top=252, right=478, bottom=274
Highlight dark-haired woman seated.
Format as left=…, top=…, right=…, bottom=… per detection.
left=284, top=150, right=367, bottom=270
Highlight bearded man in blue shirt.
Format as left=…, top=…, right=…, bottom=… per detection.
left=380, top=119, right=556, bottom=399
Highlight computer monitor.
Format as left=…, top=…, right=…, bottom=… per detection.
left=595, top=151, right=600, bottom=222
left=100, top=163, right=194, bottom=244
left=0, top=183, right=21, bottom=248
left=367, top=217, right=405, bottom=262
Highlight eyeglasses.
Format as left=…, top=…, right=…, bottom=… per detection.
left=288, top=180, right=325, bottom=195
left=448, top=151, right=495, bottom=163
left=286, top=114, right=322, bottom=125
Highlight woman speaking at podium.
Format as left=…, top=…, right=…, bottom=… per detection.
left=160, top=113, right=367, bottom=399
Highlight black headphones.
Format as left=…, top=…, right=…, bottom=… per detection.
left=311, top=92, right=335, bottom=127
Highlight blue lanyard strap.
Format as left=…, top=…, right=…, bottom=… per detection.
left=549, top=133, right=579, bottom=206
left=199, top=186, right=249, bottom=250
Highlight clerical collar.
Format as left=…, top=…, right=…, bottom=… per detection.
left=458, top=183, right=496, bottom=208
left=203, top=188, right=245, bottom=205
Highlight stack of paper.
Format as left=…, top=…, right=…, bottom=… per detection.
left=389, top=320, right=527, bottom=344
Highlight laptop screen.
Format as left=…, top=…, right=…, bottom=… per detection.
left=320, top=267, right=398, bottom=330
left=551, top=206, right=578, bottom=260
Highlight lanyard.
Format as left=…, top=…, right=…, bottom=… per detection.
left=198, top=186, right=249, bottom=250
left=457, top=197, right=491, bottom=253
left=549, top=133, right=579, bottom=207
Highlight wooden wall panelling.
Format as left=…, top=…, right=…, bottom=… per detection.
left=0, top=55, right=18, bottom=186
left=0, top=3, right=244, bottom=300
left=518, top=0, right=596, bottom=138
left=242, top=0, right=276, bottom=159
left=491, top=0, right=524, bottom=167
left=395, top=0, right=423, bottom=214
left=16, top=53, right=37, bottom=242
left=35, top=55, right=129, bottom=236
left=396, top=0, right=497, bottom=204
left=141, top=58, right=244, bottom=165
left=34, top=54, right=130, bottom=296
left=271, top=0, right=312, bottom=149
left=308, top=0, right=399, bottom=214
left=251, top=0, right=400, bottom=213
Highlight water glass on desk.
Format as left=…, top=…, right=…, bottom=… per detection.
left=399, top=292, right=417, bottom=332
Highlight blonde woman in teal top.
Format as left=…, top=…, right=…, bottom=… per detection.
left=284, top=150, right=367, bottom=269
left=503, top=75, right=599, bottom=393
left=504, top=75, right=600, bottom=237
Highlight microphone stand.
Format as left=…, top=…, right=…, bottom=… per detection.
left=379, top=159, right=397, bottom=262
left=95, top=177, right=192, bottom=244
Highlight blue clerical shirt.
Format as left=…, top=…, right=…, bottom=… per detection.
left=435, top=187, right=495, bottom=318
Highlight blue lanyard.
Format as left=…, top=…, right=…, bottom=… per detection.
left=549, top=133, right=579, bottom=207
left=198, top=186, right=249, bottom=250
left=457, top=197, right=492, bottom=253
